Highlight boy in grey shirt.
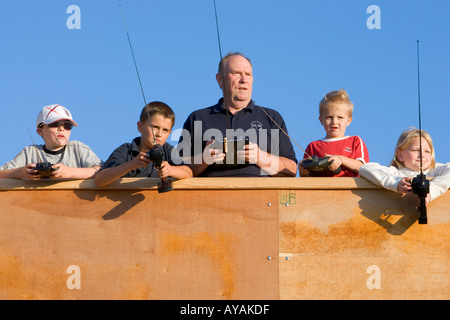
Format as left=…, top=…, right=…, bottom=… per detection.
left=0, top=104, right=102, bottom=180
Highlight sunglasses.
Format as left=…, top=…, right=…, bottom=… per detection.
left=46, top=121, right=74, bottom=130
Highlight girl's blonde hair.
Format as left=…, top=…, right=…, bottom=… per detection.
left=319, top=89, right=354, bottom=117
left=390, top=127, right=435, bottom=169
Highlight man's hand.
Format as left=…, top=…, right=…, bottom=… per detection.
left=238, top=142, right=260, bottom=164
left=203, top=140, right=225, bottom=165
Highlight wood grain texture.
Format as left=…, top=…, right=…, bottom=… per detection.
left=0, top=177, right=380, bottom=190
left=0, top=178, right=448, bottom=299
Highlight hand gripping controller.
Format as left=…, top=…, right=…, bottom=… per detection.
left=34, top=162, right=56, bottom=179
left=210, top=136, right=250, bottom=167
left=147, top=144, right=173, bottom=193
left=301, top=155, right=341, bottom=177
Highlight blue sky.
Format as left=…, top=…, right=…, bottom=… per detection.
left=1, top=0, right=449, bottom=174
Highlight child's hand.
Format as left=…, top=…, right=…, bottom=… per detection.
left=425, top=193, right=431, bottom=205
left=51, top=163, right=68, bottom=178
left=398, top=177, right=431, bottom=205
left=157, top=161, right=172, bottom=179
left=24, top=164, right=41, bottom=180
left=397, top=177, right=412, bottom=193
left=129, top=152, right=151, bottom=170
left=325, top=154, right=343, bottom=172
left=51, top=163, right=83, bottom=179
left=298, top=162, right=310, bottom=177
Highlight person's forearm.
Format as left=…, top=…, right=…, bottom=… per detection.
left=64, top=166, right=101, bottom=180
left=277, top=157, right=297, bottom=176
left=341, top=157, right=364, bottom=173
left=359, top=163, right=401, bottom=193
left=190, top=162, right=209, bottom=177
left=257, top=151, right=297, bottom=177
left=170, top=165, right=193, bottom=179
left=0, top=167, right=25, bottom=179
left=95, top=163, right=135, bottom=187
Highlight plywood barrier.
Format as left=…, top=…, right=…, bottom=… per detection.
left=0, top=177, right=448, bottom=300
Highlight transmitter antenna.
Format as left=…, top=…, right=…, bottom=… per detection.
left=213, top=0, right=230, bottom=151
left=28, top=129, right=43, bottom=163
left=416, top=40, right=424, bottom=172
left=119, top=4, right=172, bottom=193
left=412, top=40, right=429, bottom=224
left=119, top=4, right=158, bottom=145
left=212, top=0, right=311, bottom=158
left=213, top=0, right=223, bottom=61
left=119, top=4, right=147, bottom=106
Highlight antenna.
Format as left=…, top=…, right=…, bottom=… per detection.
left=211, top=0, right=311, bottom=159
left=28, top=129, right=43, bottom=163
left=119, top=4, right=172, bottom=192
left=213, top=0, right=223, bottom=61
left=119, top=4, right=147, bottom=106
left=416, top=40, right=423, bottom=173
left=411, top=40, right=429, bottom=224
left=119, top=4, right=157, bottom=145
left=213, top=0, right=231, bottom=153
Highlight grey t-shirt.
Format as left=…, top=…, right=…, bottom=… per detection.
left=0, top=140, right=103, bottom=170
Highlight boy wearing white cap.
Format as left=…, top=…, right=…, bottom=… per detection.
left=0, top=104, right=103, bottom=179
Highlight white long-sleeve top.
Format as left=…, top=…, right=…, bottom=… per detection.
left=360, top=162, right=450, bottom=201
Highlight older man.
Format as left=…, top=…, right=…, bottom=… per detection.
left=178, top=52, right=297, bottom=177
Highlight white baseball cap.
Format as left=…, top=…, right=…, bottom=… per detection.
left=36, top=104, right=78, bottom=128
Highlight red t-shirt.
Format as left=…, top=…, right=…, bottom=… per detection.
left=303, top=136, right=369, bottom=177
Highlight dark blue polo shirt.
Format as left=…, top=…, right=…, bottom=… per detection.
left=178, top=99, right=297, bottom=177
left=102, top=137, right=175, bottom=178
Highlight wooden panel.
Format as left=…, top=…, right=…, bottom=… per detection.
left=278, top=188, right=450, bottom=299
left=0, top=178, right=448, bottom=300
left=0, top=186, right=279, bottom=300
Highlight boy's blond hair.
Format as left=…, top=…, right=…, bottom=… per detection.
left=319, top=89, right=354, bottom=117
left=390, top=127, right=435, bottom=169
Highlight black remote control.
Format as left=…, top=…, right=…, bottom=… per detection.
left=301, top=155, right=341, bottom=177
left=210, top=136, right=250, bottom=167
left=34, top=162, right=56, bottom=179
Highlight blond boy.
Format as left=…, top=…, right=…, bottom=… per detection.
left=299, top=89, right=369, bottom=177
